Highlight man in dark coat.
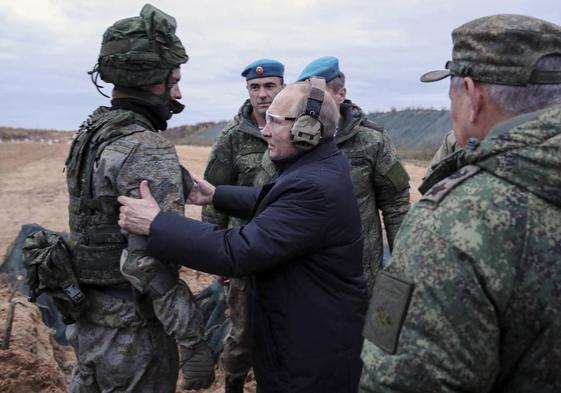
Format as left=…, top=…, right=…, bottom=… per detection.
left=118, top=79, right=368, bottom=393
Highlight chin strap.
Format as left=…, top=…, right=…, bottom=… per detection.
left=87, top=64, right=110, bottom=98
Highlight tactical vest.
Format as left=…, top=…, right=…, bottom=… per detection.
left=65, top=107, right=153, bottom=285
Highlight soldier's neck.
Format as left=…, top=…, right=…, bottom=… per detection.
left=252, top=111, right=266, bottom=128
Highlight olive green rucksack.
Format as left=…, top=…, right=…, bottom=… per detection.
left=23, top=230, right=85, bottom=324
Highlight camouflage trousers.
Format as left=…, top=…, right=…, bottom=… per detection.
left=67, top=289, right=179, bottom=393
left=221, top=277, right=252, bottom=380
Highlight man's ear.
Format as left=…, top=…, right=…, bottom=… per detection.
left=335, top=87, right=347, bottom=105
left=464, top=77, right=483, bottom=124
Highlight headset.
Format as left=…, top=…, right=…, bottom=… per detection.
left=289, top=77, right=326, bottom=150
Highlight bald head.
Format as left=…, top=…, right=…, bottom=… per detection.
left=270, top=81, right=339, bottom=138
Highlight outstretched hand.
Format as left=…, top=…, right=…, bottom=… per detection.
left=118, top=180, right=161, bottom=236
left=187, top=175, right=216, bottom=206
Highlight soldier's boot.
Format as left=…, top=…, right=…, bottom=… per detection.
left=224, top=376, right=245, bottom=393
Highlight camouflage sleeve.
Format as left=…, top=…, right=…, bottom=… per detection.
left=253, top=150, right=276, bottom=187
left=95, top=132, right=184, bottom=263
left=359, top=217, right=500, bottom=393
left=425, top=131, right=458, bottom=178
left=371, top=133, right=410, bottom=249
left=115, top=135, right=185, bottom=212
left=201, top=124, right=237, bottom=228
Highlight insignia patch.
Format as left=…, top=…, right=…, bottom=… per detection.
left=255, top=66, right=264, bottom=75
left=363, top=272, right=414, bottom=354
left=422, top=165, right=481, bottom=203
left=385, top=161, right=410, bottom=192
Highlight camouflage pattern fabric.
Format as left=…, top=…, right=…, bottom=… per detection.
left=336, top=100, right=410, bottom=293
left=202, top=99, right=268, bottom=228
left=421, top=15, right=561, bottom=85
left=221, top=276, right=253, bottom=381
left=425, top=130, right=458, bottom=179
left=202, top=99, right=267, bottom=381
left=67, top=289, right=179, bottom=393
left=68, top=107, right=205, bottom=391
left=98, top=4, right=188, bottom=88
left=360, top=105, right=561, bottom=392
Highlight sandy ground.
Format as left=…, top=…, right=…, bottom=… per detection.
left=0, top=142, right=425, bottom=392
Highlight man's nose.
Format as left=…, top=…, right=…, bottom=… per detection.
left=172, top=84, right=182, bottom=100
left=261, top=124, right=271, bottom=136
left=258, top=87, right=268, bottom=98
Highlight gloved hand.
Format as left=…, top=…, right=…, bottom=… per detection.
left=180, top=341, right=216, bottom=390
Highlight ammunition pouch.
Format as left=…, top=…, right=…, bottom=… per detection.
left=23, top=230, right=86, bottom=324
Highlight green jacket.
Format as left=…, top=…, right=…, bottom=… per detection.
left=425, top=130, right=458, bottom=178
left=256, top=100, right=410, bottom=292
left=336, top=101, right=410, bottom=291
left=202, top=100, right=268, bottom=228
left=360, top=106, right=561, bottom=393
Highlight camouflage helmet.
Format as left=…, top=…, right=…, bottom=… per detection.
left=97, top=4, right=188, bottom=88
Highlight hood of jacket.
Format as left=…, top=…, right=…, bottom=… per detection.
left=233, top=99, right=266, bottom=141
left=421, top=106, right=561, bottom=207
left=335, top=100, right=365, bottom=144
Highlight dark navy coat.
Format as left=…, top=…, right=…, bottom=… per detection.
left=148, top=140, right=368, bottom=393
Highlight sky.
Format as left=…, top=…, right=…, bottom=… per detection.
left=0, top=0, right=559, bottom=130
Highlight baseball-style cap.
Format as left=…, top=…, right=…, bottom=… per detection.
left=421, top=14, right=561, bottom=86
left=297, top=56, right=341, bottom=82
left=242, top=59, right=284, bottom=80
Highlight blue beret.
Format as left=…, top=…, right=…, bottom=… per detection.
left=241, top=59, right=284, bottom=80
left=297, top=56, right=340, bottom=82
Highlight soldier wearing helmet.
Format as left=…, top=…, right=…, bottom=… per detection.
left=65, top=4, right=214, bottom=391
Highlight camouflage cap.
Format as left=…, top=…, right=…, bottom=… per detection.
left=421, top=14, right=561, bottom=86
left=98, top=4, right=188, bottom=87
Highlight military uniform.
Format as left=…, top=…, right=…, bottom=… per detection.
left=202, top=99, right=268, bottom=384
left=425, top=130, right=457, bottom=178
left=360, top=14, right=561, bottom=393
left=66, top=5, right=213, bottom=392
left=67, top=107, right=203, bottom=392
left=360, top=105, right=561, bottom=393
left=335, top=100, right=410, bottom=291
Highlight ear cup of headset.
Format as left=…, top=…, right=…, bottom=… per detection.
left=289, top=77, right=326, bottom=150
left=289, top=115, right=323, bottom=150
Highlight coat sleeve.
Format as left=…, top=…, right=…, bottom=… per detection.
left=147, top=181, right=329, bottom=277
left=359, top=218, right=501, bottom=393
left=202, top=124, right=237, bottom=228
left=97, top=135, right=185, bottom=280
left=370, top=133, right=410, bottom=250
left=212, top=185, right=261, bottom=219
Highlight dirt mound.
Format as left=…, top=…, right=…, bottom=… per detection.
left=0, top=276, right=74, bottom=393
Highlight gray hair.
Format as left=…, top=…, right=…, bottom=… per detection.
left=451, top=55, right=561, bottom=116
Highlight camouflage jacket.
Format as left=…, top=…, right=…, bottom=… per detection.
left=67, top=107, right=185, bottom=326
left=337, top=100, right=409, bottom=291
left=257, top=100, right=410, bottom=293
left=360, top=106, right=561, bottom=393
left=425, top=130, right=458, bottom=178
left=202, top=99, right=268, bottom=228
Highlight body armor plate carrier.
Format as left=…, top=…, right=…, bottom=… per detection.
left=65, top=107, right=153, bottom=285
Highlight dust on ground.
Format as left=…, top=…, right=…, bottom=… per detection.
left=0, top=142, right=425, bottom=392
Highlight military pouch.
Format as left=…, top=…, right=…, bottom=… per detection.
left=23, top=230, right=86, bottom=324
